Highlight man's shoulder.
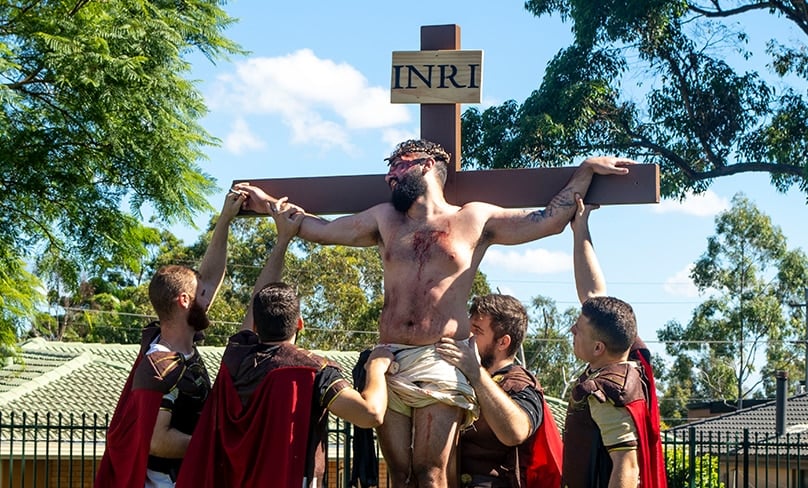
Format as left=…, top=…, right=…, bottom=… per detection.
left=133, top=350, right=184, bottom=392
left=276, top=344, right=334, bottom=371
left=494, top=364, right=539, bottom=393
left=573, top=361, right=644, bottom=406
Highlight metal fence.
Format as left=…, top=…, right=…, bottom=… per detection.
left=664, top=426, right=807, bottom=488
left=1, top=412, right=806, bottom=488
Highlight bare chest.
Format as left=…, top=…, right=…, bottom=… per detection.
left=380, top=220, right=477, bottom=271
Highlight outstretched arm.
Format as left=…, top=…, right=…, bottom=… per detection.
left=241, top=198, right=303, bottom=331
left=572, top=194, right=607, bottom=303
left=484, top=157, right=635, bottom=246
left=197, top=191, right=246, bottom=310
left=233, top=182, right=380, bottom=247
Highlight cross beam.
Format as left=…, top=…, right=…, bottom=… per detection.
left=235, top=25, right=659, bottom=215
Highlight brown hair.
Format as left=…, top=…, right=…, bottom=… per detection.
left=581, top=296, right=637, bottom=355
left=469, top=294, right=527, bottom=358
left=252, top=282, right=301, bottom=342
left=148, top=265, right=199, bottom=318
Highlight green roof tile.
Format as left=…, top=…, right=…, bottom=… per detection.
left=1, top=338, right=571, bottom=435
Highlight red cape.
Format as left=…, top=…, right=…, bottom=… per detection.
left=95, top=353, right=163, bottom=488
left=628, top=347, right=668, bottom=488
left=525, top=400, right=563, bottom=488
left=175, top=361, right=317, bottom=488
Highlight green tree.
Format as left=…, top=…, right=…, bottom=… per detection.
left=462, top=1, right=808, bottom=199
left=1, top=0, right=242, bottom=345
left=293, top=243, right=384, bottom=350
left=28, top=211, right=496, bottom=351
left=522, top=295, right=580, bottom=398
left=0, top=258, right=41, bottom=351
left=658, top=194, right=807, bottom=418
left=665, top=447, right=724, bottom=488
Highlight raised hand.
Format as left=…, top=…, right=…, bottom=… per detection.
left=221, top=189, right=247, bottom=221
left=570, top=193, right=599, bottom=235
left=231, top=182, right=278, bottom=214
left=270, top=197, right=304, bottom=241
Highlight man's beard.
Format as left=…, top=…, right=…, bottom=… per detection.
left=390, top=171, right=427, bottom=212
left=187, top=300, right=211, bottom=331
left=479, top=343, right=496, bottom=369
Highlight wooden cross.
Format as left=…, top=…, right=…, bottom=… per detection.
left=234, top=25, right=658, bottom=215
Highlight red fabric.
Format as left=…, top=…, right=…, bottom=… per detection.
left=95, top=355, right=163, bottom=488
left=629, top=350, right=668, bottom=488
left=525, top=401, right=563, bottom=488
left=175, top=362, right=317, bottom=488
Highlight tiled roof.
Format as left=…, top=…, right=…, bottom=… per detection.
left=667, top=394, right=808, bottom=442
left=0, top=338, right=571, bottom=433
left=545, top=395, right=568, bottom=431
left=0, top=338, right=358, bottom=420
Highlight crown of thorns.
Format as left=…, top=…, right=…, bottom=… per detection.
left=385, top=139, right=451, bottom=164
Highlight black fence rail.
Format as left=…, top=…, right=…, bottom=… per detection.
left=665, top=426, right=807, bottom=488
left=0, top=412, right=805, bottom=487
left=0, top=412, right=106, bottom=488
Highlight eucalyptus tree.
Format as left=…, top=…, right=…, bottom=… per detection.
left=658, top=194, right=807, bottom=416
left=522, top=295, right=580, bottom=398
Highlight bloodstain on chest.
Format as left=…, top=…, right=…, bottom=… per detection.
left=411, top=230, right=449, bottom=278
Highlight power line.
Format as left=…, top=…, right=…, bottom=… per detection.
left=49, top=309, right=807, bottom=347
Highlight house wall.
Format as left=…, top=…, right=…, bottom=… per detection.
left=0, top=457, right=389, bottom=488
left=724, top=460, right=807, bottom=488
left=0, top=458, right=95, bottom=488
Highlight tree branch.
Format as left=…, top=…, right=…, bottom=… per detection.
left=0, top=201, right=64, bottom=253
left=657, top=47, right=725, bottom=168
left=689, top=1, right=808, bottom=37
left=689, top=2, right=773, bottom=18
left=5, top=67, right=45, bottom=90
left=623, top=120, right=805, bottom=183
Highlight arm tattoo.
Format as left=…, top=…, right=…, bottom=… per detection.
left=526, top=188, right=576, bottom=223
left=527, top=209, right=546, bottom=222
left=545, top=188, right=576, bottom=217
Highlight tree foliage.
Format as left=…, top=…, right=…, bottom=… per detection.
left=658, top=194, right=807, bottom=419
left=462, top=0, right=808, bottom=199
left=522, top=295, right=580, bottom=398
left=29, top=214, right=496, bottom=351
left=665, top=447, right=724, bottom=488
left=1, top=0, right=242, bottom=346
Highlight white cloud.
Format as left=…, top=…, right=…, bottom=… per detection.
left=484, top=248, right=572, bottom=274
left=652, top=190, right=729, bottom=217
left=381, top=127, right=419, bottom=150
left=223, top=118, right=266, bottom=155
left=209, top=49, right=411, bottom=151
left=663, top=264, right=699, bottom=298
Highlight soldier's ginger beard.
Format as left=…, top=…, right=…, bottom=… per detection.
left=187, top=299, right=211, bottom=331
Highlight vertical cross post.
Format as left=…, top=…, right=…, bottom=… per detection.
left=419, top=25, right=462, bottom=203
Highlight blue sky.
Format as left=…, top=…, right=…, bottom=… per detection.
left=175, top=1, right=808, bottom=368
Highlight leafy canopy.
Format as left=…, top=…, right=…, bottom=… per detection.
left=0, top=0, right=242, bottom=347
left=462, top=1, right=808, bottom=200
